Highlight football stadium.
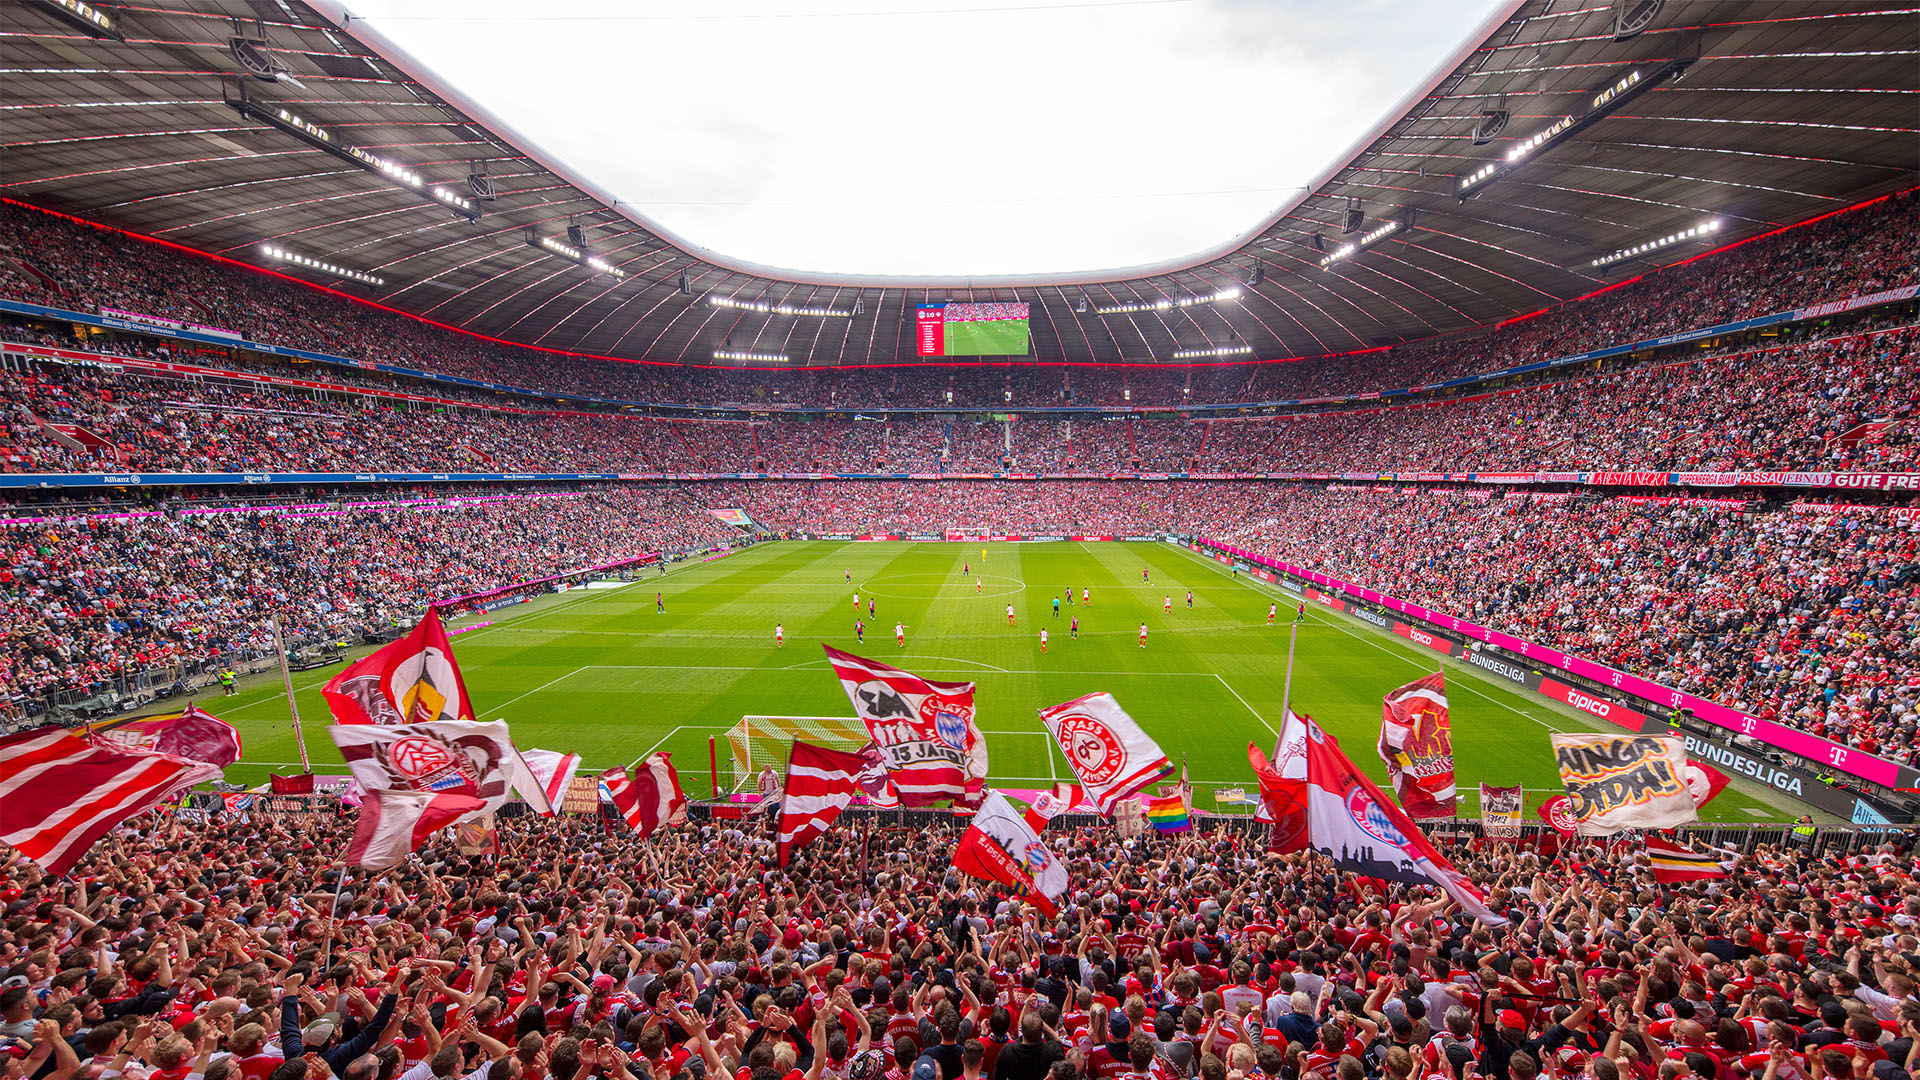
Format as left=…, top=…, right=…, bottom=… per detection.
left=1, top=4, right=1918, bottom=1080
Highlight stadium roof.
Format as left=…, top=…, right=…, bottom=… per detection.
left=2, top=0, right=1916, bottom=368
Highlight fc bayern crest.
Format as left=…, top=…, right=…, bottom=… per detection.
left=1023, top=840, right=1052, bottom=872
left=934, top=709, right=969, bottom=750
left=1345, top=788, right=1409, bottom=848
left=1056, top=713, right=1125, bottom=785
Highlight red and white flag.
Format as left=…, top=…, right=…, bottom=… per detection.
left=86, top=705, right=243, bottom=768
left=0, top=726, right=224, bottom=876
left=1300, top=717, right=1506, bottom=925
left=1537, top=795, right=1577, bottom=837
left=1379, top=674, right=1456, bottom=819
left=325, top=607, right=476, bottom=726
left=1248, top=740, right=1309, bottom=854
left=348, top=789, right=484, bottom=870
left=602, top=753, right=687, bottom=836
left=1037, top=692, right=1170, bottom=815
left=953, top=791, right=1069, bottom=915
left=778, top=740, right=869, bottom=866
left=1684, top=760, right=1730, bottom=809
left=1026, top=782, right=1083, bottom=821
left=522, top=748, right=583, bottom=814
left=329, top=719, right=553, bottom=815
left=822, top=645, right=985, bottom=806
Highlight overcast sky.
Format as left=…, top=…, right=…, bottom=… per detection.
left=346, top=0, right=1504, bottom=277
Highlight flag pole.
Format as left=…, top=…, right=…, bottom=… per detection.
left=1278, top=609, right=1301, bottom=724
left=271, top=615, right=311, bottom=772
left=319, top=862, right=347, bottom=972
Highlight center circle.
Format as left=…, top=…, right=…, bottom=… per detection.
left=858, top=573, right=1026, bottom=602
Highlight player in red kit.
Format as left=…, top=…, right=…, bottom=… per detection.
left=1006, top=604, right=1016, bottom=626
left=1039, top=629, right=1048, bottom=654
left=1139, top=623, right=1148, bottom=648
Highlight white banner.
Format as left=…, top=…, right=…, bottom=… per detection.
left=1037, top=692, right=1171, bottom=814
left=1550, top=733, right=1697, bottom=836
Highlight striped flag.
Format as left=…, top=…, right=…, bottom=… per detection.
left=601, top=753, right=687, bottom=837
left=1146, top=794, right=1191, bottom=833
left=1645, top=836, right=1730, bottom=883
left=822, top=645, right=986, bottom=806
left=0, top=726, right=223, bottom=876
left=779, top=740, right=869, bottom=866
left=522, top=748, right=583, bottom=815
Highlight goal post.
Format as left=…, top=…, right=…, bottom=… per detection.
left=723, top=715, right=872, bottom=794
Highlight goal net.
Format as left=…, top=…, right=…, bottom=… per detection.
left=723, top=715, right=871, bottom=794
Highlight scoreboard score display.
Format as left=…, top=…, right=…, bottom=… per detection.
left=916, top=302, right=1030, bottom=357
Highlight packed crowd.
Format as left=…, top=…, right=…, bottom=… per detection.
left=0, top=488, right=733, bottom=711
left=1207, top=489, right=1920, bottom=765
left=1, top=802, right=1916, bottom=1080
left=0, top=190, right=1912, bottom=410
left=2, top=311, right=1910, bottom=477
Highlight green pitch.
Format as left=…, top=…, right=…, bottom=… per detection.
left=944, top=318, right=1029, bottom=356
left=213, top=540, right=1802, bottom=822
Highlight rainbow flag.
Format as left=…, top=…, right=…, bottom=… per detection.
left=1146, top=794, right=1190, bottom=833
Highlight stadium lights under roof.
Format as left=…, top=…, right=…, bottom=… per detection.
left=1319, top=219, right=1402, bottom=269
left=713, top=349, right=787, bottom=363
left=708, top=294, right=851, bottom=317
left=1457, top=59, right=1690, bottom=200
left=226, top=97, right=480, bottom=221
left=525, top=230, right=626, bottom=278
left=1171, top=343, right=1254, bottom=360
left=1591, top=218, right=1721, bottom=268
left=1096, top=287, right=1241, bottom=316
left=260, top=245, right=384, bottom=286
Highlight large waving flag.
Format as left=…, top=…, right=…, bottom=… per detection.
left=1378, top=674, right=1456, bottom=819
left=1550, top=733, right=1697, bottom=835
left=779, top=740, right=869, bottom=866
left=1037, top=692, right=1170, bottom=814
left=1301, top=717, right=1506, bottom=925
left=86, top=705, right=242, bottom=768
left=325, top=608, right=476, bottom=726
left=0, top=726, right=224, bottom=876
left=953, top=791, right=1068, bottom=915
left=822, top=645, right=985, bottom=805
left=602, top=753, right=687, bottom=836
left=522, top=748, right=583, bottom=814
left=348, top=789, right=484, bottom=870
left=329, top=719, right=552, bottom=815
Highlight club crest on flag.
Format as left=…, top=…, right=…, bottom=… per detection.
left=1056, top=711, right=1127, bottom=785
left=935, top=708, right=970, bottom=751
left=1346, top=787, right=1409, bottom=848
left=383, top=733, right=485, bottom=795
